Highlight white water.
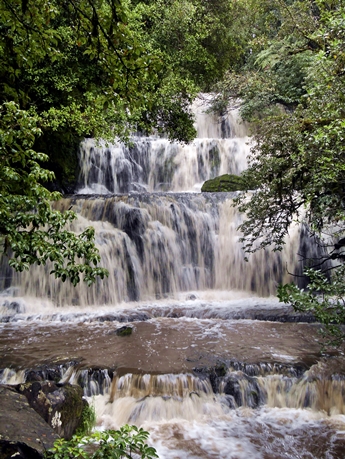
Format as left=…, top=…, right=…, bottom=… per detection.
left=1, top=98, right=344, bottom=458
left=77, top=99, right=249, bottom=195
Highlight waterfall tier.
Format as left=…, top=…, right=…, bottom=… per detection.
left=77, top=102, right=249, bottom=194
left=0, top=193, right=321, bottom=306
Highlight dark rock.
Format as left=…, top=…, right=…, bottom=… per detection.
left=115, top=326, right=133, bottom=336
left=0, top=441, right=42, bottom=459
left=77, top=367, right=114, bottom=396
left=16, top=382, right=84, bottom=440
left=186, top=294, right=197, bottom=301
left=221, top=372, right=262, bottom=408
left=25, top=365, right=63, bottom=383
left=97, top=314, right=117, bottom=322
left=1, top=300, right=25, bottom=314
left=97, top=312, right=150, bottom=323
left=210, top=370, right=260, bottom=408
left=0, top=385, right=58, bottom=459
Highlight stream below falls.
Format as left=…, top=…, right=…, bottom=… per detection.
left=1, top=98, right=345, bottom=458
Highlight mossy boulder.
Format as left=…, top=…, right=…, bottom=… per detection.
left=115, top=326, right=133, bottom=336
left=16, top=381, right=85, bottom=440
left=201, top=173, right=250, bottom=192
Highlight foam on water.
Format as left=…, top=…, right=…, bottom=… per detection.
left=90, top=389, right=345, bottom=459
left=0, top=292, right=290, bottom=323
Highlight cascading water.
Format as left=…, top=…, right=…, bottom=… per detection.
left=77, top=100, right=248, bottom=194
left=0, top=98, right=344, bottom=458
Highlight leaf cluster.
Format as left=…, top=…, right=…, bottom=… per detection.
left=0, top=101, right=108, bottom=285
left=278, top=267, right=345, bottom=346
left=44, top=425, right=159, bottom=459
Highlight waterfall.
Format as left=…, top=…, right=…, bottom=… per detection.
left=0, top=193, right=313, bottom=306
left=76, top=101, right=249, bottom=194
left=0, top=102, right=322, bottom=306
left=1, top=98, right=343, bottom=459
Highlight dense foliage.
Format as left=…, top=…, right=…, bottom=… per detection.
left=0, top=0, right=161, bottom=284
left=0, top=101, right=108, bottom=285
left=215, top=0, right=345, bottom=343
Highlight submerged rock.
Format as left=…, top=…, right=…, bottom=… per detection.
left=115, top=325, right=133, bottom=336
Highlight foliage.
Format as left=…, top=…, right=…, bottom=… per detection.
left=75, top=403, right=97, bottom=437
left=235, top=0, right=345, bottom=249
left=223, top=0, right=345, bottom=342
left=211, top=0, right=319, bottom=119
left=278, top=268, right=345, bottom=346
left=129, top=0, right=251, bottom=140
left=133, top=0, right=248, bottom=91
left=44, top=425, right=159, bottom=459
left=0, top=101, right=108, bottom=285
left=0, top=0, right=161, bottom=284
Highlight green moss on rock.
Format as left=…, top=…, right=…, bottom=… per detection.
left=116, top=326, right=133, bottom=336
left=201, top=174, right=249, bottom=192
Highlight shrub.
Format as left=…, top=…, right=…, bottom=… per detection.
left=45, top=425, right=158, bottom=459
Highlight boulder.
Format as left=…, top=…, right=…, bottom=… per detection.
left=16, top=381, right=85, bottom=440
left=0, top=385, right=58, bottom=459
left=115, top=325, right=133, bottom=336
left=201, top=173, right=254, bottom=192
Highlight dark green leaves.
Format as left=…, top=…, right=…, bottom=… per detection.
left=278, top=267, right=345, bottom=346
left=0, top=101, right=108, bottom=285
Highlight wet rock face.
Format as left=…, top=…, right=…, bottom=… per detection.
left=222, top=372, right=262, bottom=408
left=0, top=385, right=58, bottom=459
left=1, top=300, right=26, bottom=315
left=16, top=382, right=84, bottom=440
left=25, top=365, right=64, bottom=383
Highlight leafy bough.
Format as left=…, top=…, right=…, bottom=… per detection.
left=45, top=425, right=159, bottom=459
left=0, top=101, right=108, bottom=286
left=278, top=267, right=345, bottom=347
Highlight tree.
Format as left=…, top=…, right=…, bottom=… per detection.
left=133, top=0, right=248, bottom=90
left=0, top=101, right=109, bottom=286
left=224, top=0, right=345, bottom=343
left=0, top=0, right=178, bottom=285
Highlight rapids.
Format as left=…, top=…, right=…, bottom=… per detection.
left=1, top=98, right=345, bottom=458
